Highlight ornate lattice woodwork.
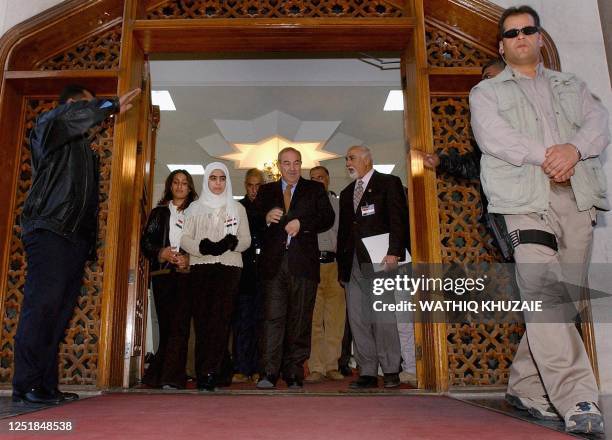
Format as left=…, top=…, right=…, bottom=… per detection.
left=146, top=0, right=404, bottom=19
left=430, top=93, right=524, bottom=387
left=425, top=21, right=495, bottom=67
left=0, top=99, right=114, bottom=385
left=431, top=96, right=500, bottom=264
left=447, top=322, right=524, bottom=386
left=132, top=195, right=151, bottom=358
left=37, top=26, right=122, bottom=71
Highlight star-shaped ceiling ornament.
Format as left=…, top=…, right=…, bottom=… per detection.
left=196, top=110, right=362, bottom=170
left=221, top=135, right=338, bottom=170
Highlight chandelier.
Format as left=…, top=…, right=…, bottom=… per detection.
left=262, top=160, right=282, bottom=182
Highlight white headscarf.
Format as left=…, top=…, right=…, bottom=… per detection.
left=186, top=162, right=239, bottom=235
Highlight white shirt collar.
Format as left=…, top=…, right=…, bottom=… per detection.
left=355, top=168, right=375, bottom=190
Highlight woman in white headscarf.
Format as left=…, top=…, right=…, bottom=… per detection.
left=180, top=162, right=250, bottom=392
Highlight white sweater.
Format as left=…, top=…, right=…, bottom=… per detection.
left=180, top=203, right=251, bottom=267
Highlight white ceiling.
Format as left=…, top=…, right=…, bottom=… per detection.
left=149, top=58, right=407, bottom=200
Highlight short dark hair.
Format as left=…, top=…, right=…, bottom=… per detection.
left=481, top=58, right=506, bottom=76
left=59, top=84, right=96, bottom=104
left=310, top=166, right=329, bottom=176
left=498, top=5, right=541, bottom=40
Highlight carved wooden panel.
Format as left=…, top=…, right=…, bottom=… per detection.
left=447, top=322, right=524, bottom=386
left=147, top=0, right=404, bottom=18
left=132, top=195, right=151, bottom=358
left=0, top=99, right=114, bottom=385
left=430, top=95, right=524, bottom=386
left=431, top=96, right=500, bottom=264
left=426, top=21, right=495, bottom=67
left=37, top=25, right=122, bottom=71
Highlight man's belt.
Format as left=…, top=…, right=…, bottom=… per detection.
left=319, top=251, right=336, bottom=263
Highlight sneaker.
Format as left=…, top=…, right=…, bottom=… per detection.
left=232, top=373, right=249, bottom=384
left=256, top=376, right=276, bottom=389
left=305, top=371, right=325, bottom=383
left=326, top=370, right=345, bottom=381
left=505, top=394, right=561, bottom=421
left=161, top=384, right=178, bottom=390
left=564, top=401, right=604, bottom=434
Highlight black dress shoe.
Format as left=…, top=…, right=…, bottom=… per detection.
left=197, top=374, right=217, bottom=392
left=12, top=388, right=61, bottom=405
left=285, top=376, right=303, bottom=389
left=49, top=389, right=79, bottom=401
left=339, top=365, right=353, bottom=377
left=383, top=373, right=400, bottom=388
left=349, top=375, right=378, bottom=389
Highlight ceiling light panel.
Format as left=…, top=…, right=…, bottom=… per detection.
left=383, top=90, right=404, bottom=111
left=166, top=164, right=205, bottom=175
left=373, top=164, right=396, bottom=174
left=152, top=90, right=176, bottom=111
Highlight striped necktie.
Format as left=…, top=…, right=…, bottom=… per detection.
left=353, top=179, right=364, bottom=212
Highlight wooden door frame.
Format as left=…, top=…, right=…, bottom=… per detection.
left=0, top=0, right=442, bottom=391
left=2, top=0, right=589, bottom=393
left=116, top=0, right=445, bottom=391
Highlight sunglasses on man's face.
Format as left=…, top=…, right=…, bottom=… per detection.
left=502, top=26, right=539, bottom=39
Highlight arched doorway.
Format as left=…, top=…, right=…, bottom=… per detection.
left=0, top=0, right=576, bottom=393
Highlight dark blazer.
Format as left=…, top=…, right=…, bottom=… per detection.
left=337, top=170, right=410, bottom=283
left=255, top=177, right=335, bottom=282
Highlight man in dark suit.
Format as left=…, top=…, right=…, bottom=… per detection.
left=337, top=145, right=409, bottom=389
left=255, top=147, right=335, bottom=389
left=232, top=168, right=266, bottom=383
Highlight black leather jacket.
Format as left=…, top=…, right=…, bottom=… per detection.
left=140, top=205, right=173, bottom=273
left=21, top=97, right=119, bottom=253
left=439, top=145, right=487, bottom=215
left=438, top=148, right=481, bottom=181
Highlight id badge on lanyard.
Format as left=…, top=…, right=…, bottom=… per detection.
left=361, top=204, right=375, bottom=216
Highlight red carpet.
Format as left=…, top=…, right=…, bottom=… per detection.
left=0, top=394, right=573, bottom=439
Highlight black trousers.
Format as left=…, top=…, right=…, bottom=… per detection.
left=142, top=271, right=191, bottom=388
left=13, top=229, right=89, bottom=394
left=260, top=255, right=318, bottom=381
left=232, top=262, right=262, bottom=376
left=190, top=263, right=241, bottom=382
left=339, top=309, right=353, bottom=369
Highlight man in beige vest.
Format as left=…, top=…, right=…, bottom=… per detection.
left=470, top=5, right=609, bottom=435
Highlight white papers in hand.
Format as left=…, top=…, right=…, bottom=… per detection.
left=361, top=233, right=412, bottom=271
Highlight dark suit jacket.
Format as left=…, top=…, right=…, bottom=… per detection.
left=255, top=177, right=335, bottom=282
left=337, top=170, right=410, bottom=283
